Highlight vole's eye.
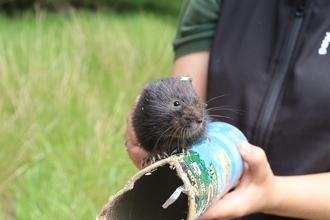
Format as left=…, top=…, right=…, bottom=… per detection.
left=174, top=101, right=180, bottom=106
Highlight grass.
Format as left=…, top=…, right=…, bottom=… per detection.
left=0, top=10, right=177, bottom=219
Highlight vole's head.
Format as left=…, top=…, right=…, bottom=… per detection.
left=133, top=77, right=209, bottom=152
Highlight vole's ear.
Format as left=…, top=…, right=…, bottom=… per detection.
left=143, top=81, right=153, bottom=91
left=141, top=88, right=151, bottom=97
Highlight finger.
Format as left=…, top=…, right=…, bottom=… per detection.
left=199, top=195, right=245, bottom=220
left=237, top=141, right=274, bottom=197
left=125, top=108, right=138, bottom=145
left=126, top=138, right=147, bottom=169
left=125, top=95, right=140, bottom=140
left=125, top=125, right=147, bottom=169
left=125, top=115, right=147, bottom=169
left=238, top=141, right=268, bottom=171
left=125, top=95, right=147, bottom=169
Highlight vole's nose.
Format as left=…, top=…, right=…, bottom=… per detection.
left=197, top=119, right=203, bottom=124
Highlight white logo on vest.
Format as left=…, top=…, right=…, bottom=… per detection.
left=318, top=32, right=330, bottom=55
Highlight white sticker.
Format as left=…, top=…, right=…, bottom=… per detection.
left=180, top=77, right=190, bottom=81
left=162, top=174, right=190, bottom=209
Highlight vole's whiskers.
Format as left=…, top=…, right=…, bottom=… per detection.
left=205, top=94, right=230, bottom=104
left=183, top=129, right=189, bottom=149
left=207, top=114, right=234, bottom=121
left=169, top=127, right=180, bottom=152
left=207, top=106, right=244, bottom=115
left=178, top=128, right=185, bottom=153
left=153, top=125, right=174, bottom=152
left=141, top=123, right=168, bottom=147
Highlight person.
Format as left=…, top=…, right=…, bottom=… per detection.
left=125, top=0, right=330, bottom=219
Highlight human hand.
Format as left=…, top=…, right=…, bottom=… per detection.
left=199, top=141, right=278, bottom=220
left=124, top=95, right=148, bottom=170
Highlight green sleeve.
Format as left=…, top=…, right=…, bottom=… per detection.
left=172, top=0, right=221, bottom=59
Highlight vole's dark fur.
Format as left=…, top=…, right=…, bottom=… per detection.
left=133, top=77, right=209, bottom=166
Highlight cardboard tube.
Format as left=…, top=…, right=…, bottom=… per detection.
left=97, top=122, right=246, bottom=220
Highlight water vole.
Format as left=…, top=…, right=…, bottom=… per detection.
left=132, top=77, right=209, bottom=166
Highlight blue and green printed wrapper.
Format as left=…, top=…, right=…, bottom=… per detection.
left=97, top=122, right=247, bottom=220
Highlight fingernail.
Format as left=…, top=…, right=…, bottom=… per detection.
left=238, top=141, right=251, bottom=154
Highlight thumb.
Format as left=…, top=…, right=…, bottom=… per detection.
left=237, top=141, right=268, bottom=172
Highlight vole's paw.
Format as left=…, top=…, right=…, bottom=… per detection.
left=170, top=148, right=190, bottom=156
left=141, top=157, right=152, bottom=167
left=141, top=152, right=170, bottom=167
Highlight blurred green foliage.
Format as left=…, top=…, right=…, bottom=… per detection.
left=0, top=11, right=177, bottom=219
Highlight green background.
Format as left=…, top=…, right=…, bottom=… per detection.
left=0, top=2, right=183, bottom=218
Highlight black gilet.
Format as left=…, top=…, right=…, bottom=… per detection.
left=207, top=1, right=330, bottom=219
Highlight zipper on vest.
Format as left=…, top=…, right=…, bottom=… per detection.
left=254, top=0, right=310, bottom=147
